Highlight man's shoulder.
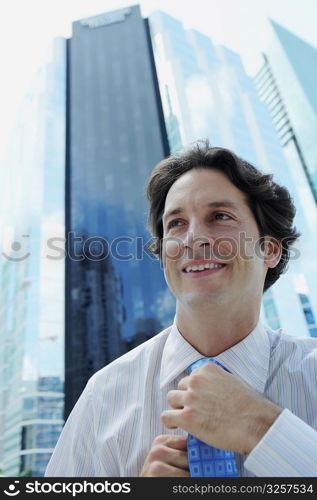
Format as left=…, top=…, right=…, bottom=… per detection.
left=267, top=324, right=317, bottom=361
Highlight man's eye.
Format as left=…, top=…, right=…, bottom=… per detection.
left=168, top=219, right=184, bottom=228
left=214, top=212, right=232, bottom=220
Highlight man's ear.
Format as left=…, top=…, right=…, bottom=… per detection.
left=263, top=236, right=282, bottom=269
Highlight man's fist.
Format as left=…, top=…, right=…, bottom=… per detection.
left=161, top=363, right=282, bottom=455
left=139, top=434, right=189, bottom=477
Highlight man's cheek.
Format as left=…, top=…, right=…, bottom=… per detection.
left=213, top=236, right=239, bottom=263
left=162, top=237, right=184, bottom=264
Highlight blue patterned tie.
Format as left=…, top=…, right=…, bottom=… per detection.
left=187, top=358, right=239, bottom=477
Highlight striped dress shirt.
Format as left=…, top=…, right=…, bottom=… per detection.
left=45, top=319, right=317, bottom=477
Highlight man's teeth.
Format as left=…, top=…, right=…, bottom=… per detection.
left=185, top=263, right=224, bottom=273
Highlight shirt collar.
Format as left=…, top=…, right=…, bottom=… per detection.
left=160, top=317, right=271, bottom=394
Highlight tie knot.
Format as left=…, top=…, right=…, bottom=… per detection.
left=188, top=358, right=230, bottom=373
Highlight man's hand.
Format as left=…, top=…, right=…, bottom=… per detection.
left=161, top=363, right=282, bottom=455
left=139, top=435, right=189, bottom=477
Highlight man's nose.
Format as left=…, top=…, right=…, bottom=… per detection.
left=183, top=221, right=212, bottom=250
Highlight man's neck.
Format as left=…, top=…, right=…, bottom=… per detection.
left=175, top=303, right=260, bottom=357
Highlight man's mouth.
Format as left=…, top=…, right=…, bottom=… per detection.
left=183, top=263, right=225, bottom=273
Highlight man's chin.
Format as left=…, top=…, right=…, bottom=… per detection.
left=181, top=289, right=228, bottom=309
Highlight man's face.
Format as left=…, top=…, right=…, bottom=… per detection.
left=162, top=168, right=276, bottom=310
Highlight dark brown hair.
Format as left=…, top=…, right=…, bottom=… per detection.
left=146, top=141, right=301, bottom=293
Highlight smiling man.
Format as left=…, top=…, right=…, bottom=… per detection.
left=160, top=167, right=275, bottom=357
left=45, top=143, right=317, bottom=477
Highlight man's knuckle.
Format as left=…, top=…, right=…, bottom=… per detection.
left=184, top=389, right=196, bottom=405
left=166, top=392, right=174, bottom=404
left=178, top=377, right=187, bottom=389
left=189, top=372, right=202, bottom=388
left=153, top=435, right=166, bottom=445
left=163, top=435, right=174, bottom=445
left=160, top=413, right=169, bottom=425
left=150, top=460, right=168, bottom=475
left=150, top=444, right=166, bottom=460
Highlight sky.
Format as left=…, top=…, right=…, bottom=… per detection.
left=0, top=0, right=317, bottom=161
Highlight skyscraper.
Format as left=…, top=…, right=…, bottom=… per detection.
left=148, top=10, right=317, bottom=337
left=254, top=19, right=317, bottom=336
left=0, top=5, right=175, bottom=477
left=255, top=19, right=317, bottom=206
left=65, top=5, right=174, bottom=418
left=0, top=38, right=66, bottom=477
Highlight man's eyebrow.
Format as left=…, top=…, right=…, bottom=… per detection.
left=163, top=200, right=242, bottom=222
left=162, top=207, right=183, bottom=221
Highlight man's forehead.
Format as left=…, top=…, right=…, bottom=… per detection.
left=165, top=169, right=246, bottom=201
left=162, top=169, right=251, bottom=220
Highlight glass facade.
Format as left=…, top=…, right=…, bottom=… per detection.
left=255, top=59, right=317, bottom=234
left=254, top=20, right=317, bottom=329
left=298, top=293, right=317, bottom=338
left=149, top=10, right=317, bottom=337
left=0, top=38, right=66, bottom=476
left=65, top=6, right=174, bottom=417
left=262, top=20, right=317, bottom=202
left=261, top=289, right=281, bottom=331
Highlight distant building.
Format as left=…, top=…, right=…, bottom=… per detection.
left=255, top=20, right=317, bottom=205
left=0, top=38, right=66, bottom=477
left=255, top=19, right=317, bottom=337
left=124, top=317, right=164, bottom=352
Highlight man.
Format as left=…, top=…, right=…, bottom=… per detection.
left=45, top=144, right=317, bottom=477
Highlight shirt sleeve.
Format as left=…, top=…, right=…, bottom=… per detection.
left=44, top=376, right=119, bottom=477
left=244, top=408, right=317, bottom=477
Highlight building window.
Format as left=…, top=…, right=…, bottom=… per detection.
left=298, top=293, right=317, bottom=337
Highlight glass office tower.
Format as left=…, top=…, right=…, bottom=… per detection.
left=65, top=5, right=174, bottom=417
left=0, top=38, right=66, bottom=477
left=255, top=20, right=317, bottom=204
left=149, top=10, right=317, bottom=337
left=254, top=20, right=317, bottom=336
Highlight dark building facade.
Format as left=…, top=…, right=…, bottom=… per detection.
left=65, top=5, right=175, bottom=417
